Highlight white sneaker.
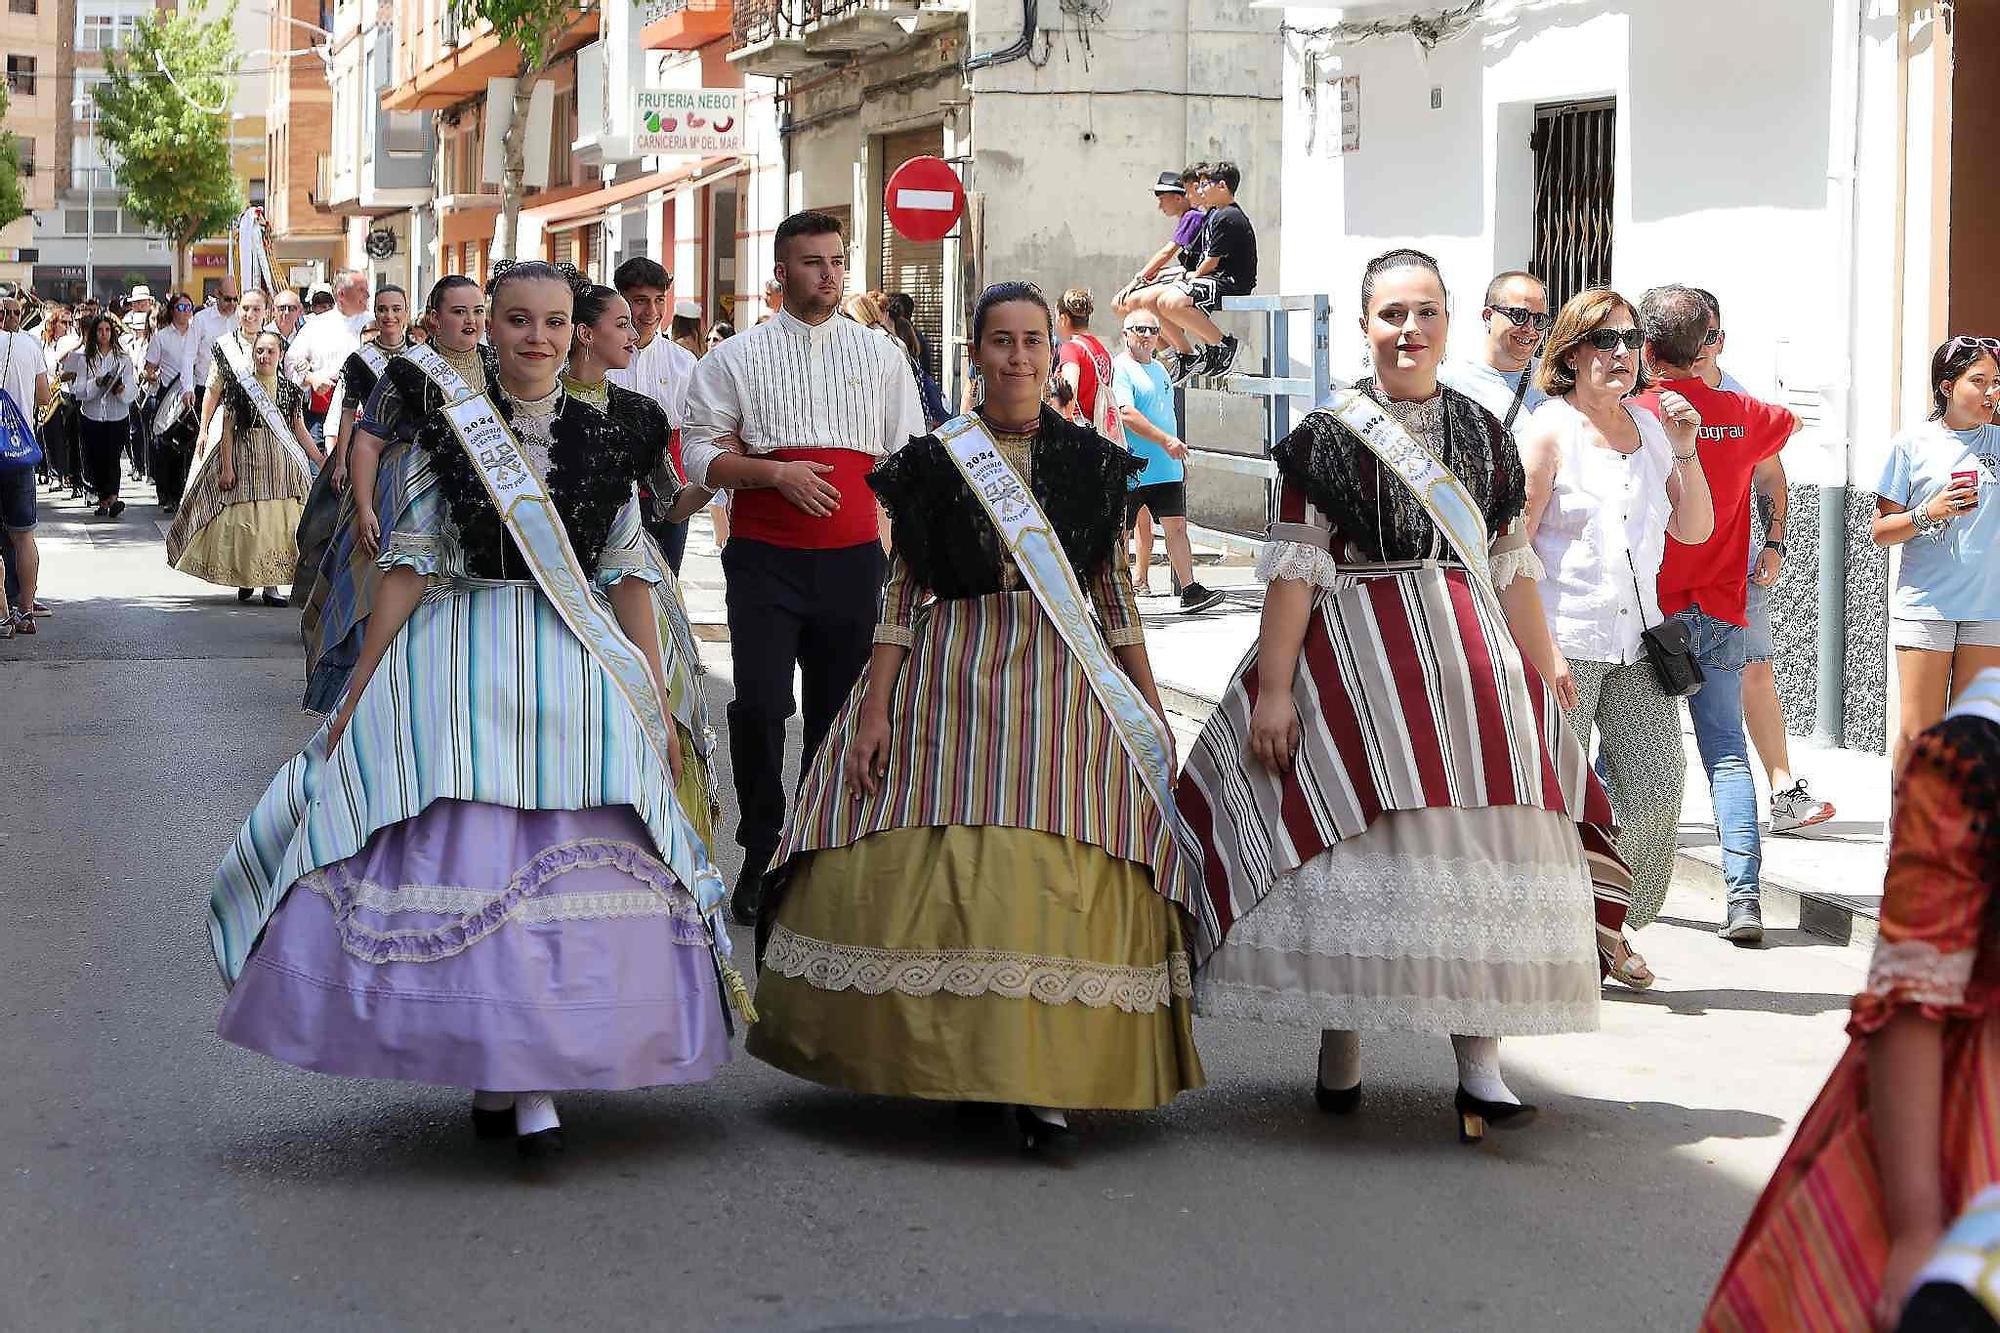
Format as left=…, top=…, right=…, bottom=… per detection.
left=1769, top=779, right=1835, bottom=835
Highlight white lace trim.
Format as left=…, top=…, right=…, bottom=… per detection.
left=1221, top=847, right=1598, bottom=965
left=762, top=925, right=1194, bottom=1013
left=1195, top=977, right=1599, bottom=1036
left=1256, top=539, right=1344, bottom=590
left=1865, top=938, right=1976, bottom=1008
left=304, top=877, right=703, bottom=927
left=1489, top=543, right=1546, bottom=589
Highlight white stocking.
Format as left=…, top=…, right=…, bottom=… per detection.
left=1450, top=1035, right=1518, bottom=1106
left=514, top=1092, right=560, bottom=1136
left=1025, top=1105, right=1069, bottom=1129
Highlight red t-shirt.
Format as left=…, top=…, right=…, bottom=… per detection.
left=1634, top=377, right=1794, bottom=626
left=1059, top=334, right=1114, bottom=431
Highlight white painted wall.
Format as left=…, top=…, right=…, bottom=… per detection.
left=1276, top=0, right=1925, bottom=488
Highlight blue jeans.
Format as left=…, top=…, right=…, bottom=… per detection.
left=1673, top=605, right=1761, bottom=906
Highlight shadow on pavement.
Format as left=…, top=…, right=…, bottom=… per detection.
left=1605, top=986, right=1854, bottom=1019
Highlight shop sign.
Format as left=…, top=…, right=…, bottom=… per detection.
left=634, top=89, right=744, bottom=156
left=193, top=251, right=227, bottom=268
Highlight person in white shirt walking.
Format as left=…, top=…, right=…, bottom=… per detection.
left=1439, top=270, right=1550, bottom=431
left=1517, top=287, right=1714, bottom=984
left=61, top=314, right=138, bottom=518
left=286, top=285, right=364, bottom=445
left=608, top=256, right=700, bottom=571
left=681, top=210, right=927, bottom=925
left=184, top=281, right=239, bottom=414
left=144, top=294, right=199, bottom=512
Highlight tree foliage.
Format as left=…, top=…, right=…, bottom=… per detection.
left=0, top=86, right=26, bottom=232
left=446, top=1, right=589, bottom=260
left=95, top=4, right=244, bottom=283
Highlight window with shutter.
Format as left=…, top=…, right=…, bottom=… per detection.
left=1530, top=100, right=1616, bottom=314
left=876, top=126, right=946, bottom=382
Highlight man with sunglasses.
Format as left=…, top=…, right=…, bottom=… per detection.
left=1440, top=270, right=1550, bottom=429
left=1112, top=308, right=1224, bottom=613
left=183, top=280, right=239, bottom=414
left=1634, top=284, right=1803, bottom=947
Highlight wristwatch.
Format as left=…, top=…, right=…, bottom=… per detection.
left=1762, top=539, right=1787, bottom=557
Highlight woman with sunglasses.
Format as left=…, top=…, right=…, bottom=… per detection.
left=1516, top=289, right=1714, bottom=989
left=1872, top=335, right=2000, bottom=772
left=143, top=295, right=199, bottom=513
left=1178, top=250, right=1631, bottom=1144
left=35, top=304, right=77, bottom=497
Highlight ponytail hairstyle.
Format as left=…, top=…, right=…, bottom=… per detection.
left=1359, top=247, right=1446, bottom=314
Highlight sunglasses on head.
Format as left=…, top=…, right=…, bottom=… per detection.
left=1491, top=305, right=1553, bottom=332
left=1946, top=335, right=2000, bottom=356
left=1583, top=327, right=1645, bottom=352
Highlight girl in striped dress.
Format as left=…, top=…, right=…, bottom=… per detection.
left=1176, top=250, right=1629, bottom=1143
left=208, top=262, right=734, bottom=1159
left=747, top=283, right=1205, bottom=1148
left=1704, top=671, right=2000, bottom=1331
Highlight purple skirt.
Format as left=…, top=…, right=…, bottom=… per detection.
left=219, top=798, right=731, bottom=1091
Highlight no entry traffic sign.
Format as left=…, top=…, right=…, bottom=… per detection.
left=885, top=156, right=965, bottom=243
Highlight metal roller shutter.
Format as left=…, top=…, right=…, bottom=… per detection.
left=877, top=126, right=946, bottom=382
left=1530, top=99, right=1616, bottom=313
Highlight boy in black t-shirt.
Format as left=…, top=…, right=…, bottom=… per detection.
left=1158, top=161, right=1257, bottom=384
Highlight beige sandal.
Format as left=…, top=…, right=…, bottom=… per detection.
left=1604, top=938, right=1656, bottom=991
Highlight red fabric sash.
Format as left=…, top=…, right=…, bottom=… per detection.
left=729, top=448, right=881, bottom=549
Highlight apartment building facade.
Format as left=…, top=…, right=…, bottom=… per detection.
left=0, top=0, right=60, bottom=292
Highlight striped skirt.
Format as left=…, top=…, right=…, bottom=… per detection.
left=209, top=581, right=723, bottom=985
left=1178, top=562, right=1629, bottom=967
left=780, top=589, right=1192, bottom=909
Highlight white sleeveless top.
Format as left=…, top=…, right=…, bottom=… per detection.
left=1529, top=397, right=1676, bottom=665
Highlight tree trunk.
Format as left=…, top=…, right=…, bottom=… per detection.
left=493, top=59, right=541, bottom=263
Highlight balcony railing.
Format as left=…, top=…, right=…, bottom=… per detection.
left=731, top=0, right=958, bottom=56
left=69, top=165, right=118, bottom=191
left=732, top=0, right=863, bottom=48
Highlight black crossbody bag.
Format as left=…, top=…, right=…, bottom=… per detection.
left=1627, top=552, right=1704, bottom=697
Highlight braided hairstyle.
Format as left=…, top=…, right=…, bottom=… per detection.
left=486, top=259, right=583, bottom=309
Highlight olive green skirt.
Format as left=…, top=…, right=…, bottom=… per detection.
left=748, top=824, right=1204, bottom=1109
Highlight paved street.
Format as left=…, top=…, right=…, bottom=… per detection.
left=3, top=483, right=1874, bottom=1332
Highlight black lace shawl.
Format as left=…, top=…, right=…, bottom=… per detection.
left=1270, top=380, right=1525, bottom=562
left=411, top=391, right=650, bottom=579
left=368, top=346, right=500, bottom=446
left=214, top=349, right=306, bottom=432
left=602, top=382, right=672, bottom=478
left=336, top=345, right=405, bottom=415
left=869, top=407, right=1142, bottom=599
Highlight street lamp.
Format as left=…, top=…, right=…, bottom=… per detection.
left=71, top=95, right=94, bottom=302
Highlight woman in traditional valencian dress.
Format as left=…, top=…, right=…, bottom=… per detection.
left=292, top=284, right=414, bottom=651
left=300, top=277, right=486, bottom=712
left=167, top=299, right=323, bottom=605
left=1176, top=249, right=1630, bottom=1143
left=559, top=275, right=720, bottom=853
left=748, top=282, right=1205, bottom=1150
left=1702, top=671, right=2000, bottom=1331
left=208, top=261, right=736, bottom=1158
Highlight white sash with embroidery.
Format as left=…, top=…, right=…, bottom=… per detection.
left=329, top=342, right=394, bottom=431
left=935, top=413, right=1202, bottom=900
left=404, top=340, right=726, bottom=919
left=217, top=333, right=315, bottom=477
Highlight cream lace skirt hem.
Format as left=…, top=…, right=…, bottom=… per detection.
left=1195, top=804, right=1601, bottom=1037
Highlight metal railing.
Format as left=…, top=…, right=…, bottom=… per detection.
left=644, top=0, right=730, bottom=21
left=1180, top=293, right=1332, bottom=534
left=732, top=0, right=867, bottom=47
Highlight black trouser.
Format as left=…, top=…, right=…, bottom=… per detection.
left=151, top=419, right=192, bottom=509
left=78, top=415, right=128, bottom=502
left=39, top=404, right=76, bottom=488
left=126, top=411, right=147, bottom=478
left=721, top=537, right=885, bottom=871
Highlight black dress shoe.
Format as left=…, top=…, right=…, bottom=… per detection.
left=237, top=588, right=254, bottom=602
left=730, top=860, right=769, bottom=928
left=471, top=1106, right=515, bottom=1140
left=261, top=592, right=289, bottom=608
left=1315, top=1080, right=1361, bottom=1115
left=1014, top=1105, right=1074, bottom=1154
left=517, top=1127, right=565, bottom=1159
left=1455, top=1087, right=1537, bottom=1145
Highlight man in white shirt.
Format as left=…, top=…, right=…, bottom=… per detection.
left=1438, top=269, right=1550, bottom=432
left=334, top=270, right=372, bottom=338
left=286, top=287, right=364, bottom=444
left=608, top=256, right=699, bottom=570
left=682, top=210, right=926, bottom=924
left=183, top=279, right=239, bottom=410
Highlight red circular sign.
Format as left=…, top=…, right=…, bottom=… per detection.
left=885, top=156, right=965, bottom=243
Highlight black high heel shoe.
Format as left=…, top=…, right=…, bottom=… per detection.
left=1314, top=1080, right=1361, bottom=1115
left=1455, top=1087, right=1538, bottom=1145
left=516, top=1127, right=565, bottom=1159
left=470, top=1106, right=515, bottom=1140
left=1014, top=1105, right=1073, bottom=1153
left=237, top=588, right=254, bottom=603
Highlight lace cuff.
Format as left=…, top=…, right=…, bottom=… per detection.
left=873, top=622, right=916, bottom=648
left=1104, top=624, right=1146, bottom=648
left=1489, top=543, right=1546, bottom=590
left=379, top=530, right=459, bottom=579
left=1849, top=939, right=1979, bottom=1035
left=1257, top=539, right=1343, bottom=590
